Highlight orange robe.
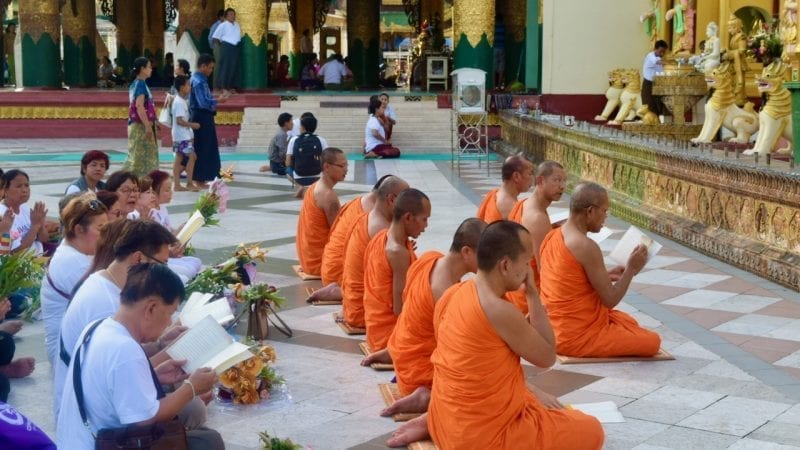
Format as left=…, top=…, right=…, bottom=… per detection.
left=476, top=188, right=503, bottom=223
left=295, top=182, right=332, bottom=276
left=363, top=229, right=417, bottom=351
left=341, top=213, right=371, bottom=327
left=428, top=280, right=604, bottom=450
left=387, top=251, right=442, bottom=396
left=508, top=199, right=541, bottom=290
left=321, top=196, right=365, bottom=285
left=539, top=228, right=661, bottom=357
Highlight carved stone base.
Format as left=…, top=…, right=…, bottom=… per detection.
left=622, top=123, right=703, bottom=141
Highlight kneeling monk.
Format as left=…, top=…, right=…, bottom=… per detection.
left=539, top=182, right=661, bottom=357
left=363, top=188, right=430, bottom=351
left=427, top=221, right=603, bottom=449
left=295, top=148, right=348, bottom=276
left=476, top=155, right=533, bottom=223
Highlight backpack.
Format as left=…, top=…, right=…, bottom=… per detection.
left=293, top=133, right=323, bottom=177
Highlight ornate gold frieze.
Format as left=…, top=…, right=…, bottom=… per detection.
left=19, top=0, right=60, bottom=42
left=115, top=0, right=143, bottom=50
left=142, top=0, right=166, bottom=54
left=228, top=0, right=267, bottom=44
left=62, top=0, right=96, bottom=39
left=499, top=111, right=800, bottom=290
left=453, top=0, right=494, bottom=47
left=0, top=106, right=243, bottom=125
left=347, top=0, right=379, bottom=44
left=178, top=0, right=220, bottom=42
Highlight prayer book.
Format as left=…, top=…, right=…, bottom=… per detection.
left=608, top=226, right=662, bottom=266
left=179, top=292, right=235, bottom=328
left=568, top=401, right=625, bottom=423
left=176, top=210, right=206, bottom=245
left=166, top=315, right=252, bottom=374
left=548, top=209, right=569, bottom=225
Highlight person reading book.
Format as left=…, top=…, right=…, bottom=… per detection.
left=539, top=182, right=661, bottom=357
left=508, top=160, right=566, bottom=290
left=476, top=155, right=533, bottom=223
left=424, top=221, right=603, bottom=449
left=341, top=176, right=409, bottom=328
left=295, top=147, right=347, bottom=277
left=57, top=263, right=223, bottom=450
left=363, top=188, right=430, bottom=352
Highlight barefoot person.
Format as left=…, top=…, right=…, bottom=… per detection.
left=311, top=174, right=392, bottom=303
left=0, top=296, right=35, bottom=403
left=476, top=155, right=533, bottom=223
left=295, top=148, right=348, bottom=277
left=341, top=176, right=409, bottom=328
left=425, top=221, right=603, bottom=449
left=363, top=188, right=430, bottom=351
left=508, top=160, right=566, bottom=289
left=365, top=218, right=485, bottom=415
left=539, top=182, right=661, bottom=357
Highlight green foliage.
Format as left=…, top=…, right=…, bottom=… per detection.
left=239, top=283, right=287, bottom=309
left=193, top=192, right=221, bottom=227
left=0, top=251, right=44, bottom=299
left=258, top=432, right=302, bottom=450
left=257, top=365, right=284, bottom=391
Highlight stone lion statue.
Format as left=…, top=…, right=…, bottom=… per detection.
left=690, top=61, right=758, bottom=144
left=594, top=69, right=625, bottom=121
left=608, top=69, right=643, bottom=125
left=744, top=60, right=793, bottom=155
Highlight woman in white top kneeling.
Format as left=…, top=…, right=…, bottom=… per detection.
left=364, top=96, right=401, bottom=159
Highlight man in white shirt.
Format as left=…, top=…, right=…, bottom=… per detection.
left=211, top=7, right=241, bottom=96
left=641, top=39, right=668, bottom=118
left=319, top=54, right=353, bottom=90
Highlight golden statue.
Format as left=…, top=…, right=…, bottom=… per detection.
left=723, top=15, right=748, bottom=106
left=744, top=60, right=793, bottom=156
left=640, top=0, right=663, bottom=46
left=781, top=0, right=798, bottom=62
left=690, top=61, right=757, bottom=145
left=665, top=0, right=695, bottom=56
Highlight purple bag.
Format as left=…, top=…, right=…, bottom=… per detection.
left=128, top=99, right=157, bottom=123
left=0, top=402, right=56, bottom=449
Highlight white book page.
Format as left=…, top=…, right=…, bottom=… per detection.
left=608, top=226, right=662, bottom=266
left=176, top=210, right=206, bottom=245
left=166, top=316, right=233, bottom=373
left=204, top=341, right=253, bottom=374
left=181, top=292, right=213, bottom=317
left=181, top=299, right=234, bottom=328
left=547, top=209, right=569, bottom=225
left=588, top=227, right=613, bottom=244
left=570, top=401, right=625, bottom=423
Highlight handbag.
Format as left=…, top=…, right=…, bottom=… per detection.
left=72, top=319, right=188, bottom=450
left=245, top=299, right=292, bottom=340
left=158, top=94, right=173, bottom=128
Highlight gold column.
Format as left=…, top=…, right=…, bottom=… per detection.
left=142, top=0, right=166, bottom=63
left=19, top=0, right=61, bottom=87
left=291, top=0, right=314, bottom=56
left=226, top=0, right=268, bottom=88
left=453, top=0, right=495, bottom=82
left=719, top=0, right=729, bottom=48
left=178, top=0, right=223, bottom=54
left=116, top=0, right=143, bottom=71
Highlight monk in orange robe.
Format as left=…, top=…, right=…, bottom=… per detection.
left=364, top=189, right=430, bottom=351
left=295, top=148, right=349, bottom=276
left=341, top=176, right=409, bottom=328
left=309, top=175, right=393, bottom=302
left=420, top=221, right=603, bottom=450
left=508, top=160, right=566, bottom=290
left=539, top=182, right=661, bottom=357
left=475, top=155, right=533, bottom=223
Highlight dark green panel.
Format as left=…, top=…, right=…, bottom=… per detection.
left=289, top=51, right=300, bottom=80
left=117, top=44, right=142, bottom=76
left=348, top=38, right=379, bottom=88
left=63, top=35, right=97, bottom=87
left=525, top=0, right=541, bottom=92
left=240, top=35, right=267, bottom=89
left=504, top=36, right=525, bottom=89
left=22, top=33, right=60, bottom=87
left=453, top=33, right=493, bottom=88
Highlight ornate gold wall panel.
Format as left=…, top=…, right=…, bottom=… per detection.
left=0, top=106, right=243, bottom=125
left=290, top=0, right=314, bottom=54
left=228, top=0, right=267, bottom=44
left=116, top=0, right=143, bottom=52
left=19, top=0, right=59, bottom=42
left=500, top=112, right=800, bottom=290
left=453, top=0, right=495, bottom=47
left=62, top=0, right=96, bottom=40
left=178, top=0, right=222, bottom=44
left=142, top=0, right=166, bottom=57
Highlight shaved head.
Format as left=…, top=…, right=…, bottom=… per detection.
left=477, top=220, right=529, bottom=272
left=535, top=160, right=564, bottom=178
left=501, top=155, right=530, bottom=181
left=449, top=218, right=487, bottom=253
left=570, top=182, right=607, bottom=213
left=321, top=147, right=344, bottom=164
left=373, top=174, right=393, bottom=191
left=377, top=176, right=409, bottom=201
left=393, top=188, right=430, bottom=221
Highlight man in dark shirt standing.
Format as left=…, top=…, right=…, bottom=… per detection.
left=189, top=54, right=222, bottom=188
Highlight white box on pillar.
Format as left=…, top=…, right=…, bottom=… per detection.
left=450, top=68, right=486, bottom=113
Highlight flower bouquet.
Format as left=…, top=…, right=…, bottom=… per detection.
left=233, top=282, right=288, bottom=341
left=217, top=344, right=283, bottom=404
left=0, top=251, right=45, bottom=322
left=190, top=165, right=234, bottom=228
left=185, top=243, right=268, bottom=299
left=258, top=431, right=302, bottom=450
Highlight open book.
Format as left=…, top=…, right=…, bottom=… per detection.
left=176, top=210, right=206, bottom=245
left=568, top=401, right=625, bottom=423
left=166, top=315, right=253, bottom=374
left=179, top=292, right=235, bottom=328
left=608, top=226, right=662, bottom=266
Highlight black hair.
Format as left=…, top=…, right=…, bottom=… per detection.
left=0, top=169, right=28, bottom=191
left=120, top=263, right=185, bottom=306
left=278, top=112, right=293, bottom=127
left=197, top=53, right=215, bottom=68
left=130, top=56, right=150, bottom=79
left=177, top=58, right=191, bottom=76
left=217, top=9, right=225, bottom=18
left=477, top=220, right=528, bottom=272
left=450, top=218, right=487, bottom=253
left=113, top=220, right=178, bottom=261
left=393, top=188, right=430, bottom=221
left=655, top=40, right=669, bottom=50
left=301, top=115, right=318, bottom=134
left=368, top=96, right=382, bottom=115
left=105, top=170, right=139, bottom=192
left=173, top=74, right=190, bottom=91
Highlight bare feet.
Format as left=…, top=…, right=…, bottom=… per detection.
left=193, top=181, right=209, bottom=189
left=259, top=165, right=271, bottom=173
left=386, top=413, right=430, bottom=447
left=364, top=151, right=379, bottom=159
left=0, top=357, right=35, bottom=378
left=381, top=386, right=430, bottom=416
left=174, top=185, right=188, bottom=192
left=0, top=320, right=23, bottom=335
left=361, top=348, right=392, bottom=367
left=305, top=283, right=342, bottom=303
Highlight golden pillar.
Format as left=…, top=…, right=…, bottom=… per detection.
left=347, top=0, right=380, bottom=87
left=116, top=0, right=143, bottom=73
left=62, top=0, right=97, bottom=87
left=290, top=0, right=314, bottom=78
left=719, top=0, right=729, bottom=46
left=453, top=0, right=495, bottom=85
left=19, top=0, right=60, bottom=87
left=142, top=0, right=166, bottom=64
left=226, top=0, right=268, bottom=88
left=178, top=0, right=223, bottom=55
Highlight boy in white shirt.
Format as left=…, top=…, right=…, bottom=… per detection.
left=171, top=75, right=201, bottom=192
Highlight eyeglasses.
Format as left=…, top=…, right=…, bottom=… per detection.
left=119, top=187, right=140, bottom=195
left=141, top=251, right=167, bottom=265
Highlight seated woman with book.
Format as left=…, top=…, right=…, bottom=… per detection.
left=104, top=171, right=140, bottom=216
left=57, top=263, right=223, bottom=450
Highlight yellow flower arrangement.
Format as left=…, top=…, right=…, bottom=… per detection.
left=218, top=344, right=283, bottom=405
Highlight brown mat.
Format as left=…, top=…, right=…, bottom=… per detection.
left=333, top=312, right=365, bottom=335
left=408, top=441, right=438, bottom=450
left=293, top=265, right=321, bottom=280
left=379, top=383, right=422, bottom=422
left=358, top=342, right=394, bottom=371
left=305, top=287, right=342, bottom=305
left=556, top=348, right=675, bottom=364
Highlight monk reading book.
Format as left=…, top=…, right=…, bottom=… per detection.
left=363, top=188, right=430, bottom=352
left=425, top=221, right=603, bottom=449
left=475, top=155, right=533, bottom=223
left=539, top=182, right=661, bottom=357
left=295, top=148, right=348, bottom=277
left=508, top=160, right=566, bottom=290
left=341, top=176, right=409, bottom=328
left=309, top=175, right=392, bottom=303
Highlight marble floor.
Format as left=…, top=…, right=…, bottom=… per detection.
left=4, top=140, right=800, bottom=449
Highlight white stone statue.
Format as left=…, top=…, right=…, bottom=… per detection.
left=693, top=21, right=720, bottom=73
